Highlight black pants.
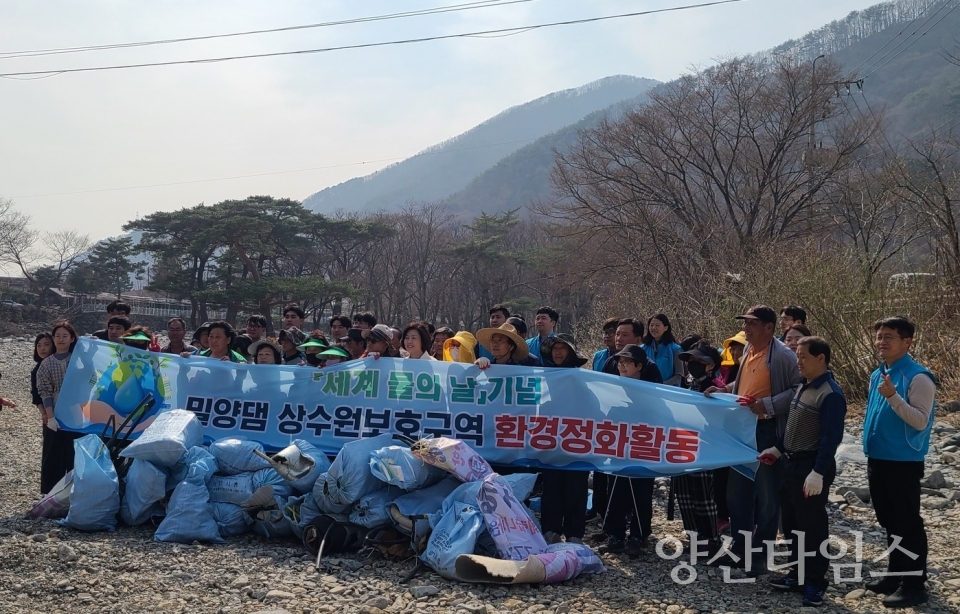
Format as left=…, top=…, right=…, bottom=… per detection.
left=779, top=453, right=835, bottom=590
left=602, top=476, right=654, bottom=540
left=713, top=467, right=730, bottom=520
left=867, top=458, right=927, bottom=589
left=591, top=472, right=608, bottom=518
left=40, top=427, right=80, bottom=495
left=540, top=469, right=589, bottom=539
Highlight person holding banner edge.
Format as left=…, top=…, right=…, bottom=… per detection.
left=704, top=305, right=801, bottom=574
left=36, top=321, right=82, bottom=494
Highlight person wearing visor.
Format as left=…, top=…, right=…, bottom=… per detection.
left=121, top=327, right=153, bottom=351
left=317, top=346, right=350, bottom=366
left=298, top=337, right=329, bottom=367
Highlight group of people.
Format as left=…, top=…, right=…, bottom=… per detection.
left=15, top=299, right=935, bottom=609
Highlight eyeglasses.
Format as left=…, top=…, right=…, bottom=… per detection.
left=875, top=334, right=901, bottom=343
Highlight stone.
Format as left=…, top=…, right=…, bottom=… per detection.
left=836, top=486, right=871, bottom=503
left=459, top=604, right=488, bottom=614
left=57, top=544, right=77, bottom=562
left=231, top=575, right=250, bottom=588
left=828, top=494, right=845, bottom=505
left=264, top=589, right=296, bottom=601
left=30, top=533, right=46, bottom=542
left=940, top=400, right=960, bottom=414
left=921, top=470, right=948, bottom=489
left=365, top=597, right=391, bottom=610
left=922, top=498, right=952, bottom=510
left=921, top=488, right=946, bottom=497
left=934, top=422, right=958, bottom=434
left=942, top=452, right=960, bottom=465
left=410, top=585, right=441, bottom=599
left=945, top=578, right=960, bottom=589
left=844, top=589, right=866, bottom=599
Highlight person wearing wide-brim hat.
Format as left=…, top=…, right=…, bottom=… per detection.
left=249, top=339, right=283, bottom=365
left=540, top=333, right=588, bottom=368
left=538, top=332, right=590, bottom=547
left=474, top=322, right=529, bottom=368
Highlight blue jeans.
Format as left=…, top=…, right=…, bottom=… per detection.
left=727, top=419, right=783, bottom=567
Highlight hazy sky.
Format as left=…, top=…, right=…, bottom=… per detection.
left=1, top=0, right=881, bottom=246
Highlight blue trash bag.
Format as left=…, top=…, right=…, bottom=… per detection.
left=208, top=472, right=255, bottom=505
left=422, top=501, right=485, bottom=580
left=314, top=433, right=395, bottom=511
left=369, top=445, right=446, bottom=491
left=252, top=467, right=293, bottom=500
left=155, top=478, right=224, bottom=544
left=62, top=434, right=120, bottom=532
left=166, top=446, right=218, bottom=488
left=119, top=409, right=203, bottom=468
left=120, top=459, right=167, bottom=526
left=210, top=437, right=271, bottom=475
left=349, top=486, right=404, bottom=529
left=282, top=493, right=323, bottom=540
left=212, top=502, right=252, bottom=537
left=433, top=473, right=539, bottom=525
left=388, top=477, right=460, bottom=536
left=269, top=439, right=330, bottom=494
left=251, top=495, right=293, bottom=539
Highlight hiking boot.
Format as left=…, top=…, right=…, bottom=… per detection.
left=801, top=584, right=825, bottom=607
left=543, top=531, right=562, bottom=545
left=598, top=538, right=626, bottom=554
left=769, top=574, right=803, bottom=592
left=865, top=576, right=901, bottom=595
left=882, top=586, right=929, bottom=609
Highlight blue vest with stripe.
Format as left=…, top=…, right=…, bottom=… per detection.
left=862, top=354, right=935, bottom=462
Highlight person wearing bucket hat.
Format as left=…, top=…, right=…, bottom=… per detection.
left=362, top=324, right=396, bottom=358
left=703, top=304, right=801, bottom=574
left=249, top=339, right=282, bottom=365
left=277, top=327, right=307, bottom=365
left=540, top=333, right=588, bottom=368
left=474, top=322, right=529, bottom=368
left=443, top=331, right=478, bottom=363
left=539, top=333, right=589, bottom=546
left=191, top=322, right=212, bottom=352
left=596, top=343, right=662, bottom=557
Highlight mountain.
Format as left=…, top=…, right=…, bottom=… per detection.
left=301, top=75, right=659, bottom=214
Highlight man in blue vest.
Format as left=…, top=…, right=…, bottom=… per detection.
left=862, top=316, right=935, bottom=608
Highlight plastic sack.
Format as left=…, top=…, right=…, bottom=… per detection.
left=28, top=470, right=73, bottom=519
left=119, top=409, right=202, bottom=468
left=208, top=473, right=255, bottom=505
left=259, top=439, right=330, bottom=494
left=252, top=468, right=293, bottom=500
left=349, top=486, right=404, bottom=529
left=250, top=495, right=293, bottom=539
left=477, top=473, right=547, bottom=561
left=120, top=459, right=167, bottom=526
left=440, top=473, right=538, bottom=518
left=370, top=445, right=446, bottom=491
left=167, top=446, right=218, bottom=487
left=210, top=437, right=271, bottom=475
left=282, top=494, right=323, bottom=540
left=212, top=502, right=252, bottom=537
left=422, top=501, right=485, bottom=580
left=535, top=542, right=605, bottom=583
left=155, top=478, right=224, bottom=544
left=388, top=477, right=460, bottom=536
left=314, top=433, right=395, bottom=511
left=63, top=434, right=120, bottom=532
left=410, top=437, right=493, bottom=482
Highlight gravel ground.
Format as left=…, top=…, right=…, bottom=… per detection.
left=1, top=337, right=960, bottom=614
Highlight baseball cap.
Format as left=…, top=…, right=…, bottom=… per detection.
left=735, top=305, right=777, bottom=324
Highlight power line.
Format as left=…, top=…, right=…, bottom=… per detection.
left=9, top=136, right=544, bottom=199
left=0, top=0, right=747, bottom=78
left=860, top=0, right=959, bottom=79
left=0, top=0, right=530, bottom=60
left=843, top=0, right=946, bottom=79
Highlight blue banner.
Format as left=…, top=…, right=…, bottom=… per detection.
left=55, top=338, right=759, bottom=477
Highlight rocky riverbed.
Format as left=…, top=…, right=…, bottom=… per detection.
left=1, top=337, right=959, bottom=613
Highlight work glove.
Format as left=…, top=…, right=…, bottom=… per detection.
left=803, top=471, right=823, bottom=498
left=757, top=447, right=781, bottom=465
left=475, top=357, right=491, bottom=370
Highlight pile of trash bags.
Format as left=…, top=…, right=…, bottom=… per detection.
left=28, top=409, right=604, bottom=585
